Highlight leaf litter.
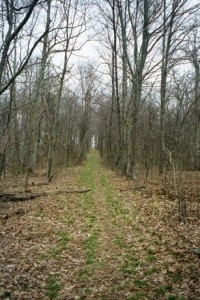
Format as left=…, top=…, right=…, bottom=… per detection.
left=0, top=154, right=200, bottom=300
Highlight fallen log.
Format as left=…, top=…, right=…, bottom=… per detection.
left=0, top=192, right=38, bottom=201
left=0, top=188, right=90, bottom=201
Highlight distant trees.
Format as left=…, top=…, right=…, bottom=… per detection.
left=0, top=0, right=48, bottom=176
left=1, top=0, right=200, bottom=205
left=184, top=26, right=200, bottom=170
left=95, top=0, right=200, bottom=179
left=76, top=63, right=97, bottom=164
left=0, top=0, right=92, bottom=180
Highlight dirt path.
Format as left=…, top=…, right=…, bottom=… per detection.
left=0, top=151, right=200, bottom=300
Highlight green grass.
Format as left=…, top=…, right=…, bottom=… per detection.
left=35, top=210, right=45, bottom=217
left=138, top=237, right=144, bottom=242
left=50, top=247, right=62, bottom=260
left=100, top=173, right=108, bottom=187
left=62, top=216, right=75, bottom=225
left=120, top=254, right=144, bottom=277
left=56, top=230, right=70, bottom=248
left=114, top=235, right=127, bottom=248
left=79, top=151, right=97, bottom=190
left=121, top=266, right=138, bottom=276
left=37, top=252, right=49, bottom=261
left=147, top=254, right=157, bottom=262
left=84, top=230, right=100, bottom=265
left=155, top=286, right=167, bottom=296
left=144, top=267, right=160, bottom=276
left=128, top=291, right=150, bottom=299
left=79, top=266, right=90, bottom=279
left=86, top=214, right=97, bottom=228
left=46, top=275, right=61, bottom=299
left=83, top=287, right=94, bottom=295
left=2, top=291, right=11, bottom=298
left=152, top=229, right=157, bottom=236
left=37, top=246, right=64, bottom=261
left=171, top=271, right=183, bottom=283
left=155, top=285, right=173, bottom=296
left=78, top=151, right=100, bottom=277
left=99, top=173, right=153, bottom=292
left=147, top=248, right=155, bottom=255
left=133, top=279, right=149, bottom=288
left=100, top=171, right=128, bottom=223
left=79, top=151, right=159, bottom=297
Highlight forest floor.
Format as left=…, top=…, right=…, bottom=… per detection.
left=0, top=150, right=200, bottom=300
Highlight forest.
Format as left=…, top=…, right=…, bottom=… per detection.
left=0, top=0, right=200, bottom=299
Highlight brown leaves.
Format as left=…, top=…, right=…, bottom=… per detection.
left=0, top=162, right=200, bottom=299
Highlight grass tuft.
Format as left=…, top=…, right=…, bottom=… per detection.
left=47, top=275, right=61, bottom=299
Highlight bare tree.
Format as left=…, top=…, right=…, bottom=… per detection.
left=0, top=0, right=48, bottom=95
left=184, top=25, right=200, bottom=169
left=0, top=0, right=50, bottom=176
left=159, top=0, right=199, bottom=173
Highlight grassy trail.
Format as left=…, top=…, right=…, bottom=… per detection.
left=0, top=150, right=199, bottom=300
left=70, top=150, right=191, bottom=300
